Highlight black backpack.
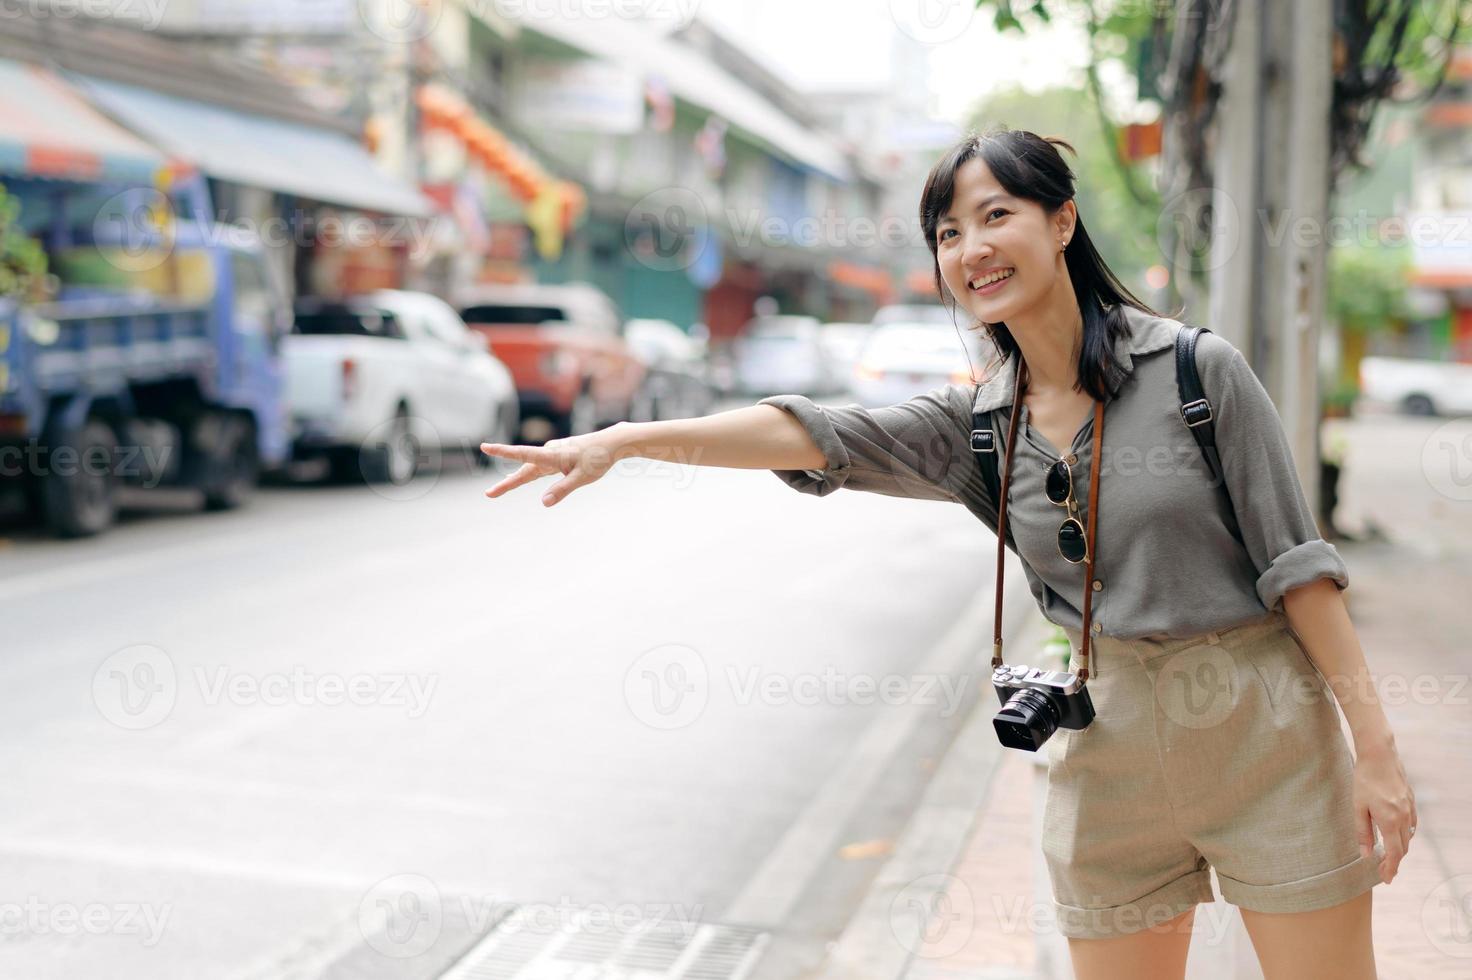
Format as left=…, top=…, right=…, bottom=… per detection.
left=968, top=324, right=1227, bottom=508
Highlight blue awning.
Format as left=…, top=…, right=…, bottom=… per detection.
left=71, top=74, right=435, bottom=217
left=0, top=59, right=164, bottom=184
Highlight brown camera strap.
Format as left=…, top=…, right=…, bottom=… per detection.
left=991, top=356, right=1105, bottom=682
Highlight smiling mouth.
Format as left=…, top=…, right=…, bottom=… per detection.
left=969, top=268, right=1015, bottom=293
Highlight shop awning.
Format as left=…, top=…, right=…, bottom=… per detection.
left=0, top=59, right=165, bottom=184
left=71, top=74, right=435, bottom=217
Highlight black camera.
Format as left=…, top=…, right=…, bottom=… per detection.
left=991, top=663, right=1095, bottom=752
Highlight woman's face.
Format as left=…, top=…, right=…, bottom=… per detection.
left=934, top=156, right=1074, bottom=324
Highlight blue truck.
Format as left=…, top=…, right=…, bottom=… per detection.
left=0, top=214, right=292, bottom=536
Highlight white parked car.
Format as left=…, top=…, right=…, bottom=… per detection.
left=1357, top=355, right=1472, bottom=417
left=849, top=322, right=978, bottom=408
left=285, top=289, right=518, bottom=483
left=818, top=321, right=876, bottom=388
left=623, top=317, right=715, bottom=420
left=733, top=315, right=840, bottom=397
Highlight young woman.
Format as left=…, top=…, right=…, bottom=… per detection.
left=479, top=128, right=1416, bottom=980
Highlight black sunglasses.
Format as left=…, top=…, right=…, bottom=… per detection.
left=1045, top=457, right=1090, bottom=564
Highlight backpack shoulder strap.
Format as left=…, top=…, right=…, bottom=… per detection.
left=967, top=404, right=1016, bottom=548
left=1175, top=324, right=1229, bottom=492
left=969, top=398, right=1001, bottom=508
left=971, top=326, right=1232, bottom=519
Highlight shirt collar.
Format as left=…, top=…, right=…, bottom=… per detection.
left=970, top=304, right=1178, bottom=415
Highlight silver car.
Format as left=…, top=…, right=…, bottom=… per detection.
left=732, top=315, right=840, bottom=397
left=849, top=322, right=981, bottom=408
left=818, top=321, right=876, bottom=390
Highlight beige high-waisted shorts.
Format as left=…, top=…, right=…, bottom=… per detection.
left=1047, top=609, right=1385, bottom=940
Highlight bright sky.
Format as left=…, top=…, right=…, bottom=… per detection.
left=694, top=0, right=1100, bottom=123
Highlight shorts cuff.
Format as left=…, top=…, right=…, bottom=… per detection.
left=1216, top=845, right=1384, bottom=914
left=1053, top=868, right=1215, bottom=940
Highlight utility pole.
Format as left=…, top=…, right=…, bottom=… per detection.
left=1199, top=3, right=1334, bottom=978
left=1209, top=0, right=1333, bottom=517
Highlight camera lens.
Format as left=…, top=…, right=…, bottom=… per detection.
left=993, top=687, right=1063, bottom=752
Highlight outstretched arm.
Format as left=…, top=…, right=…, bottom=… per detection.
left=613, top=405, right=827, bottom=471
left=480, top=405, right=825, bottom=507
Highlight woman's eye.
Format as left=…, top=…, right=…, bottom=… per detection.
left=987, top=208, right=1008, bottom=221
left=938, top=228, right=957, bottom=242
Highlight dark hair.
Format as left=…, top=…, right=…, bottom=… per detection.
left=919, top=126, right=1176, bottom=402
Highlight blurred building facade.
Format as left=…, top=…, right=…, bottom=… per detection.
left=1, top=1, right=963, bottom=339
left=803, top=29, right=962, bottom=306
left=0, top=3, right=440, bottom=303
left=1325, top=41, right=1472, bottom=377
left=1404, top=44, right=1472, bottom=361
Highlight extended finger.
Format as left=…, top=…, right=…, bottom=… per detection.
left=481, top=442, right=550, bottom=465
left=541, top=467, right=593, bottom=507
left=485, top=462, right=545, bottom=498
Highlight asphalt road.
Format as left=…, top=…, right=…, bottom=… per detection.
left=0, top=411, right=1013, bottom=980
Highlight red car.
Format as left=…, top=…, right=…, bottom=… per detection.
left=456, top=282, right=651, bottom=442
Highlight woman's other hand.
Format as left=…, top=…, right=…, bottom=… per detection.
left=1352, top=740, right=1417, bottom=883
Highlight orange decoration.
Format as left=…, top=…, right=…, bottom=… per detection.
left=414, top=83, right=583, bottom=220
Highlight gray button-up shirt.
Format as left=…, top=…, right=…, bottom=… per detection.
left=757, top=305, right=1348, bottom=640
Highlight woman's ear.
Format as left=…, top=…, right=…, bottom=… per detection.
left=1055, top=201, right=1077, bottom=249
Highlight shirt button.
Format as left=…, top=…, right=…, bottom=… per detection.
left=1092, top=622, right=1102, bottom=633
left=1067, top=453, right=1078, bottom=465
left=1092, top=579, right=1103, bottom=591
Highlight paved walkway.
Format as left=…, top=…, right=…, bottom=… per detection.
left=1333, top=542, right=1471, bottom=979
left=902, top=747, right=1044, bottom=980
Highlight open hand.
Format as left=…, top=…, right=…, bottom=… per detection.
left=480, top=425, right=631, bottom=508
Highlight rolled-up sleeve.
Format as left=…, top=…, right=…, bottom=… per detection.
left=756, top=386, right=999, bottom=532
left=1202, top=339, right=1349, bottom=612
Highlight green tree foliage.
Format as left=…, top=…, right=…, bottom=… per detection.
left=1328, top=243, right=1410, bottom=335
left=0, top=184, right=47, bottom=300
left=973, top=0, right=1470, bottom=185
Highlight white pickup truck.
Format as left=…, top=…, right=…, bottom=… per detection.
left=285, top=289, right=518, bottom=483
left=1357, top=355, right=1472, bottom=417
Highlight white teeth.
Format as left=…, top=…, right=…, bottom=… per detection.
left=970, top=269, right=1014, bottom=289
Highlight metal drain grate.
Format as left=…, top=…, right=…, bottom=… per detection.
left=437, top=905, right=769, bottom=980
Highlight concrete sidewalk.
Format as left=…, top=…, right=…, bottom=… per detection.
left=888, top=538, right=1472, bottom=979
left=1330, top=541, right=1470, bottom=979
